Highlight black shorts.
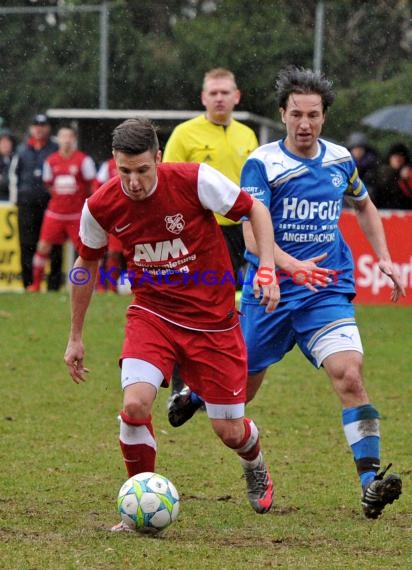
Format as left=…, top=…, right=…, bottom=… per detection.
left=219, top=224, right=245, bottom=288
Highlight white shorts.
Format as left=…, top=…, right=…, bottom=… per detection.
left=308, top=324, right=363, bottom=367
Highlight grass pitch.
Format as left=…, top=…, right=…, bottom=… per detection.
left=0, top=293, right=411, bottom=569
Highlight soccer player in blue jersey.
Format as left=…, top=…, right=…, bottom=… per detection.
left=169, top=66, right=405, bottom=520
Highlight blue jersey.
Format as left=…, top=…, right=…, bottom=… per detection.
left=241, top=138, right=368, bottom=301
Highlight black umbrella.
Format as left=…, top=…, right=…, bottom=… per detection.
left=361, top=104, right=412, bottom=135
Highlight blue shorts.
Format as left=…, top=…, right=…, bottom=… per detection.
left=240, top=293, right=362, bottom=373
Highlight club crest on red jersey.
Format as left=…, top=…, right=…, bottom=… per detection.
left=165, top=213, right=185, bottom=234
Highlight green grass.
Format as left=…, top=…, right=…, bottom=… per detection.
left=0, top=293, right=411, bottom=569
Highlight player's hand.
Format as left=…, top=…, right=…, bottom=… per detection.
left=64, top=339, right=89, bottom=384
left=253, top=267, right=280, bottom=313
left=287, top=252, right=337, bottom=293
left=378, top=259, right=406, bottom=303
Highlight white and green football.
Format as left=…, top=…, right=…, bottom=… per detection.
left=116, top=472, right=180, bottom=534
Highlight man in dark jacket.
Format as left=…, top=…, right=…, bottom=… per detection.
left=9, top=114, right=62, bottom=290
left=0, top=129, right=16, bottom=201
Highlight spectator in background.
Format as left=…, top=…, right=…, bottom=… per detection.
left=163, top=67, right=259, bottom=401
left=9, top=114, right=62, bottom=290
left=374, top=143, right=412, bottom=209
left=0, top=129, right=16, bottom=201
left=346, top=132, right=380, bottom=202
left=93, top=157, right=126, bottom=293
left=27, top=125, right=95, bottom=292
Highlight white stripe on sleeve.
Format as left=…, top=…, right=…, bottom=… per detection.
left=197, top=162, right=240, bottom=215
left=79, top=201, right=108, bottom=249
left=42, top=160, right=52, bottom=184
left=96, top=161, right=110, bottom=183
left=81, top=155, right=97, bottom=180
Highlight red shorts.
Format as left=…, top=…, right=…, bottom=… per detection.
left=121, top=307, right=247, bottom=405
left=40, top=213, right=80, bottom=246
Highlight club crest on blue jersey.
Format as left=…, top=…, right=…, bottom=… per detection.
left=330, top=172, right=344, bottom=188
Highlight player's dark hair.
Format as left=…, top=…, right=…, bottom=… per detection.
left=276, top=66, right=336, bottom=113
left=112, top=118, right=159, bottom=155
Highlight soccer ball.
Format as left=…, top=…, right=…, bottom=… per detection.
left=116, top=472, right=180, bottom=534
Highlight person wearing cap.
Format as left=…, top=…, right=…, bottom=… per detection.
left=9, top=114, right=63, bottom=290
left=0, top=128, right=16, bottom=201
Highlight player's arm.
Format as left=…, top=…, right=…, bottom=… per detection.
left=82, top=155, right=97, bottom=196
left=64, top=201, right=107, bottom=382
left=64, top=256, right=98, bottom=383
left=243, top=221, right=332, bottom=293
left=42, top=160, right=54, bottom=195
left=196, top=162, right=279, bottom=310
left=352, top=194, right=406, bottom=302
left=247, top=198, right=280, bottom=313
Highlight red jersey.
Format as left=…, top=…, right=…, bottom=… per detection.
left=92, top=157, right=118, bottom=193
left=96, top=157, right=117, bottom=183
left=78, top=162, right=253, bottom=331
left=43, top=150, right=96, bottom=216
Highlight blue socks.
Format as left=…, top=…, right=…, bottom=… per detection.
left=342, top=404, right=380, bottom=489
left=190, top=392, right=204, bottom=407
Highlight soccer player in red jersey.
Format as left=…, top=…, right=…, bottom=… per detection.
left=64, top=118, right=280, bottom=531
left=28, top=125, right=96, bottom=292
